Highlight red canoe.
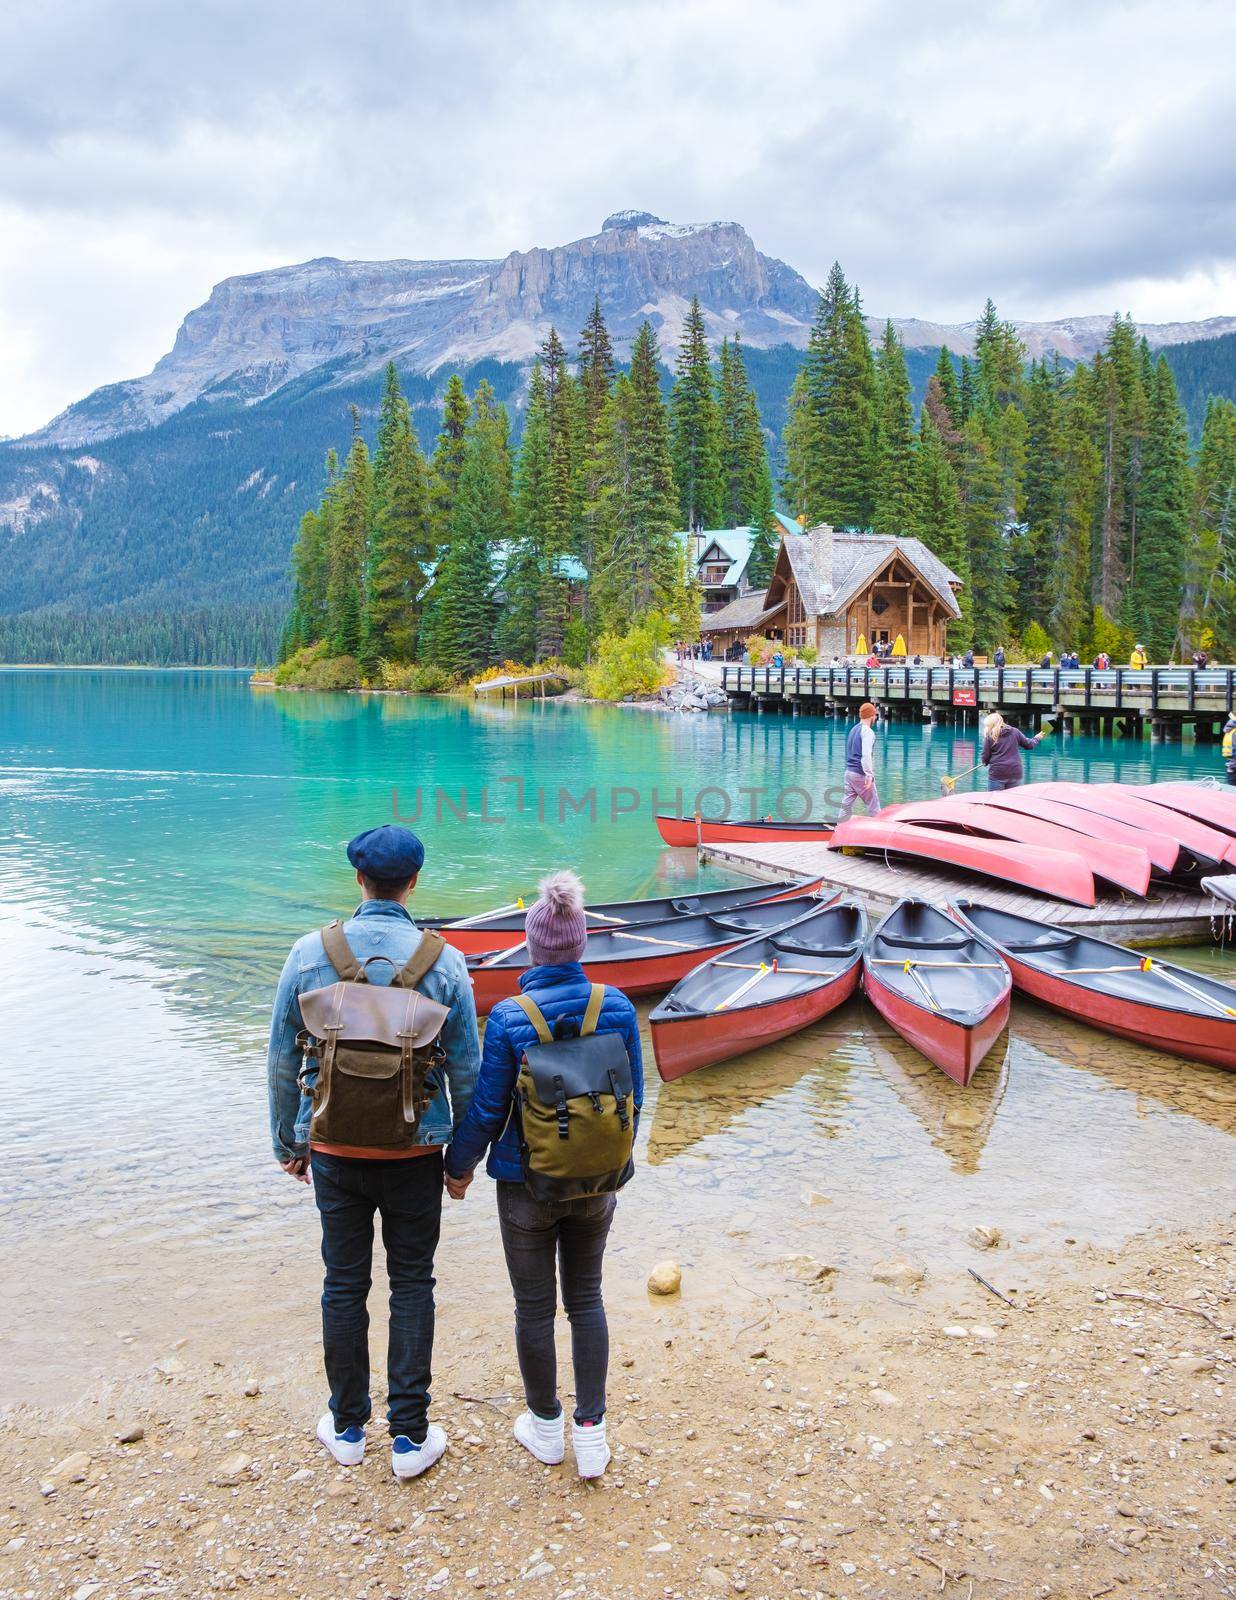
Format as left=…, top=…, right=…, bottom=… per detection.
left=884, top=798, right=1152, bottom=898
left=656, top=813, right=835, bottom=848
left=964, top=789, right=1181, bottom=874
left=423, top=876, right=823, bottom=953
left=649, top=899, right=867, bottom=1081
left=1031, top=783, right=1235, bottom=869
left=862, top=898, right=1011, bottom=1086
left=1128, top=783, right=1236, bottom=837
left=830, top=816, right=1097, bottom=906
left=952, top=900, right=1236, bottom=1071
left=466, top=891, right=833, bottom=1015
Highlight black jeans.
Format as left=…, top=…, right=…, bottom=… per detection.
left=310, top=1150, right=443, bottom=1441
left=496, top=1182, right=616, bottom=1425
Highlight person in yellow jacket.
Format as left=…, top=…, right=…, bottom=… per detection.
left=1223, top=711, right=1236, bottom=785
left=1129, top=643, right=1149, bottom=670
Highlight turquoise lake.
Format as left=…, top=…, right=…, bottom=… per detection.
left=3, top=668, right=1236, bottom=1402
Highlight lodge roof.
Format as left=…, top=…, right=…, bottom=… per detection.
left=694, top=526, right=755, bottom=588
left=698, top=590, right=778, bottom=633
left=784, top=526, right=963, bottom=622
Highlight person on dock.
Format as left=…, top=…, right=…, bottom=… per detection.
left=839, top=701, right=882, bottom=818
left=266, top=825, right=481, bottom=1480
left=1130, top=642, right=1149, bottom=670
left=1223, top=711, right=1236, bottom=785
left=445, top=871, right=643, bottom=1480
left=1093, top=649, right=1111, bottom=671
left=993, top=645, right=1006, bottom=669
left=980, top=712, right=1043, bottom=791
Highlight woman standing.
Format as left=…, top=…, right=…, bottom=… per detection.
left=445, top=871, right=643, bottom=1479
left=980, top=712, right=1042, bottom=791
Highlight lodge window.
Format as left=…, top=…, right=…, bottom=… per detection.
left=787, top=582, right=805, bottom=627
left=702, top=564, right=729, bottom=585
left=789, top=625, right=807, bottom=647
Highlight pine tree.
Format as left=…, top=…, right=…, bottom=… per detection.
left=717, top=335, right=777, bottom=582
left=326, top=412, right=372, bottom=659
left=780, top=366, right=815, bottom=523
left=501, top=360, right=551, bottom=662
left=575, top=299, right=617, bottom=649
left=914, top=413, right=970, bottom=646
left=1091, top=314, right=1148, bottom=616
left=932, top=347, right=962, bottom=431
left=590, top=323, right=682, bottom=630
left=956, top=417, right=1010, bottom=652
left=538, top=327, right=581, bottom=657
left=873, top=320, right=917, bottom=535
left=430, top=374, right=471, bottom=537
left=1015, top=360, right=1065, bottom=630
left=973, top=299, right=1027, bottom=423
left=1189, top=398, right=1236, bottom=656
left=799, top=263, right=878, bottom=527
left=425, top=380, right=511, bottom=675
left=670, top=296, right=723, bottom=531
left=361, top=366, right=434, bottom=672
left=958, top=357, right=977, bottom=424
left=1127, top=356, right=1190, bottom=660
left=1049, top=374, right=1101, bottom=652
left=283, top=448, right=337, bottom=656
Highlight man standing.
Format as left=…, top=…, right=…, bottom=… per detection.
left=267, top=825, right=480, bottom=1479
left=1223, top=710, right=1236, bottom=785
left=839, top=701, right=881, bottom=819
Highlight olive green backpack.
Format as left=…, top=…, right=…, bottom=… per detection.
left=510, top=984, right=636, bottom=1201
left=296, top=922, right=450, bottom=1153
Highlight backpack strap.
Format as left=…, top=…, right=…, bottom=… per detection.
left=397, top=929, right=447, bottom=990
left=321, top=921, right=365, bottom=982
left=510, top=992, right=553, bottom=1045
left=581, top=983, right=605, bottom=1036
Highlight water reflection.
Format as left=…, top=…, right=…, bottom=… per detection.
left=867, top=1023, right=1011, bottom=1174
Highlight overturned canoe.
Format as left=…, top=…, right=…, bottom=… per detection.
left=467, top=891, right=835, bottom=1015
left=951, top=899, right=1236, bottom=1072
left=964, top=789, right=1181, bottom=874
left=1031, top=783, right=1234, bottom=872
left=656, top=813, right=835, bottom=848
left=830, top=816, right=1097, bottom=906
left=1128, top=782, right=1236, bottom=838
left=422, top=875, right=822, bottom=954
left=649, top=898, right=867, bottom=1081
left=883, top=798, right=1152, bottom=898
left=862, top=898, right=1011, bottom=1087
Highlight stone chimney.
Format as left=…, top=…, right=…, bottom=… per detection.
left=809, top=522, right=834, bottom=592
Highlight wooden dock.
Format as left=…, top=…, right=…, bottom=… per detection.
left=700, top=839, right=1225, bottom=947
left=473, top=671, right=567, bottom=700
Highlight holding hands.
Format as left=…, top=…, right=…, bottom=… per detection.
left=445, top=1168, right=473, bottom=1200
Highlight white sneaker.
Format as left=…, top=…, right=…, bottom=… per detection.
left=391, top=1423, right=447, bottom=1479
left=571, top=1417, right=611, bottom=1479
left=316, top=1413, right=366, bottom=1467
left=513, top=1409, right=565, bottom=1464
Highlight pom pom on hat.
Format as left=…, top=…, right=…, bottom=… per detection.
left=525, top=869, right=588, bottom=965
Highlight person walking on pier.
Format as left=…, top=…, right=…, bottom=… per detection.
left=1222, top=711, right=1236, bottom=785
left=1130, top=642, right=1149, bottom=670
left=839, top=701, right=882, bottom=818
left=980, top=712, right=1042, bottom=791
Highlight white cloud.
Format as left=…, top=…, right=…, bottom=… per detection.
left=0, top=0, right=1234, bottom=435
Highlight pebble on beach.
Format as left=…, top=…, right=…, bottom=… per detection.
left=647, top=1260, right=682, bottom=1296
left=870, top=1258, right=925, bottom=1290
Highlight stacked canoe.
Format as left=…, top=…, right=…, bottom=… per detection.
left=833, top=779, right=1236, bottom=903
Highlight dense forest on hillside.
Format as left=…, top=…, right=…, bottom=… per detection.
left=2, top=294, right=1235, bottom=664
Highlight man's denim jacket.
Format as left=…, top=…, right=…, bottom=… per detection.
left=266, top=899, right=481, bottom=1161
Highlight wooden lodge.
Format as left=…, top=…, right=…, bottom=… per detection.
left=700, top=523, right=963, bottom=659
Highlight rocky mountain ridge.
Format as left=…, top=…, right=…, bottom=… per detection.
left=25, top=212, right=1236, bottom=449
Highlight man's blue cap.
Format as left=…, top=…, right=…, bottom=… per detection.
left=347, top=825, right=425, bottom=881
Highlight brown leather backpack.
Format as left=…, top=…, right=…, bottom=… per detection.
left=296, top=923, right=451, bottom=1152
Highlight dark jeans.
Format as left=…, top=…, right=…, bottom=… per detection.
left=310, top=1150, right=443, bottom=1441
left=987, top=776, right=1021, bottom=791
left=496, top=1182, right=616, bottom=1425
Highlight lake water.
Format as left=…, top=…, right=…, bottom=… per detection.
left=3, top=669, right=1236, bottom=1403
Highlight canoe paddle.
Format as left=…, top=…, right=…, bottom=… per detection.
left=939, top=716, right=1056, bottom=795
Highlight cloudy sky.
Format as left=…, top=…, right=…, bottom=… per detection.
left=1, top=0, right=1234, bottom=437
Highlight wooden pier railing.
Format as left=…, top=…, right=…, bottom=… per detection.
left=719, top=663, right=1236, bottom=725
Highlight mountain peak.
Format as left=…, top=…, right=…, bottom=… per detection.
left=600, top=209, right=666, bottom=231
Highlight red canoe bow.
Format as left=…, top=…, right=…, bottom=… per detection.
left=962, top=789, right=1181, bottom=874
left=1032, top=783, right=1235, bottom=868
left=830, top=816, right=1097, bottom=906
left=656, top=813, right=835, bottom=847
left=1128, top=783, right=1236, bottom=838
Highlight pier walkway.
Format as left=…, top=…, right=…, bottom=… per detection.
left=720, top=663, right=1236, bottom=738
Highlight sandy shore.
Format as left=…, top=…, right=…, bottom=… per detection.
left=2, top=1215, right=1231, bottom=1600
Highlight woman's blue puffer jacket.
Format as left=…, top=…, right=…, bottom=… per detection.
left=445, top=961, right=644, bottom=1183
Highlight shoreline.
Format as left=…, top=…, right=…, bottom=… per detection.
left=3, top=1216, right=1231, bottom=1598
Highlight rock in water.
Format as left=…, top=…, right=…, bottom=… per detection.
left=871, top=1259, right=925, bottom=1290
left=647, top=1260, right=683, bottom=1296
left=969, top=1225, right=1002, bottom=1250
